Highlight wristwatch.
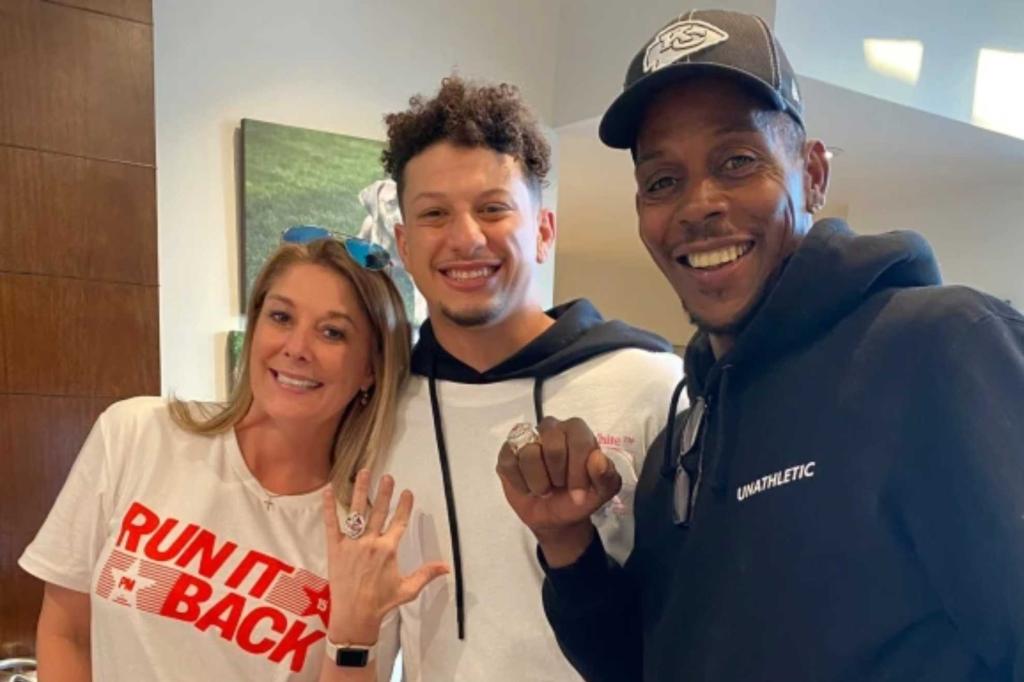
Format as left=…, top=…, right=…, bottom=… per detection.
left=325, top=638, right=378, bottom=667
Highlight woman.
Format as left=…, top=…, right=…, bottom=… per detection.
left=19, top=235, right=447, bottom=681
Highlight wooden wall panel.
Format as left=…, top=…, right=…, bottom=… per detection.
left=0, top=0, right=155, bottom=164
left=1, top=0, right=156, bottom=657
left=45, top=0, right=152, bottom=24
left=0, top=394, right=115, bottom=652
left=0, top=273, right=160, bottom=396
left=0, top=146, right=157, bottom=284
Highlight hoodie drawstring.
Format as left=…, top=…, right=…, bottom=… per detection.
left=661, top=378, right=689, bottom=478
left=426, top=369, right=548, bottom=642
left=532, top=377, right=545, bottom=423
left=427, top=363, right=466, bottom=640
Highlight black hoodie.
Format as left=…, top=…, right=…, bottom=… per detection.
left=543, top=221, right=1024, bottom=681
left=412, top=298, right=674, bottom=640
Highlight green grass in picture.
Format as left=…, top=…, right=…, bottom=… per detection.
left=227, top=330, right=245, bottom=393
left=243, top=118, right=389, bottom=298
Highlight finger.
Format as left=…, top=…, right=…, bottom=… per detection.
left=586, top=448, right=623, bottom=503
left=538, top=417, right=568, bottom=489
left=367, top=475, right=394, bottom=534
left=397, top=561, right=450, bottom=605
left=496, top=441, right=530, bottom=496
left=565, top=417, right=599, bottom=497
left=350, top=468, right=372, bottom=515
left=383, top=489, right=414, bottom=540
left=322, top=487, right=343, bottom=543
left=517, top=442, right=552, bottom=496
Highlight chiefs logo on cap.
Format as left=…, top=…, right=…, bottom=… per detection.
left=643, top=20, right=729, bottom=73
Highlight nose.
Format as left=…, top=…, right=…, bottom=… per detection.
left=447, top=210, right=487, bottom=256
left=676, top=175, right=728, bottom=237
left=281, top=325, right=313, bottom=362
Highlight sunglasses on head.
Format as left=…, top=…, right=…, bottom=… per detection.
left=281, top=225, right=391, bottom=271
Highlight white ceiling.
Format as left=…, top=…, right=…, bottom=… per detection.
left=775, top=0, right=1024, bottom=140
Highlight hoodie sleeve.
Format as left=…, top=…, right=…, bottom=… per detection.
left=541, top=532, right=642, bottom=682
left=896, top=309, right=1024, bottom=677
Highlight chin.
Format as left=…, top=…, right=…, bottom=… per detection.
left=441, top=302, right=503, bottom=327
left=685, top=298, right=760, bottom=336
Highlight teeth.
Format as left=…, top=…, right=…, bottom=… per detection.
left=447, top=267, right=494, bottom=280
left=687, top=244, right=751, bottom=269
left=276, top=373, right=320, bottom=389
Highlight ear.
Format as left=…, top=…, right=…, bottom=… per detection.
left=359, top=364, right=375, bottom=394
left=535, top=209, right=557, bottom=264
left=395, top=222, right=410, bottom=269
left=803, top=139, right=831, bottom=213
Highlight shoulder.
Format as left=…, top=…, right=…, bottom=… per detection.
left=566, top=348, right=683, bottom=386
left=96, top=396, right=205, bottom=447
left=873, top=285, right=1021, bottom=347
left=98, top=396, right=171, bottom=429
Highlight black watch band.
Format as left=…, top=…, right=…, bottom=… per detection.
left=325, top=638, right=377, bottom=668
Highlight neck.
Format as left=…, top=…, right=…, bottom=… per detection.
left=429, top=305, right=555, bottom=373
left=234, top=410, right=336, bottom=495
left=709, top=333, right=735, bottom=359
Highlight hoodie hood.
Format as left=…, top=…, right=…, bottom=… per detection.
left=411, top=298, right=673, bottom=381
left=685, top=219, right=942, bottom=396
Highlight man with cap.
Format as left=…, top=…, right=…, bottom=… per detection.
left=496, top=8, right=1024, bottom=681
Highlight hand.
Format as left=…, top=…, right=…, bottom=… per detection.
left=322, top=469, right=449, bottom=644
left=496, top=417, right=622, bottom=567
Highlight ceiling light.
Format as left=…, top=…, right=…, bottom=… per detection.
left=972, top=48, right=1024, bottom=140
left=863, top=39, right=924, bottom=85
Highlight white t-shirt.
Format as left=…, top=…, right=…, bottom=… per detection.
left=385, top=348, right=685, bottom=681
left=19, top=397, right=399, bottom=681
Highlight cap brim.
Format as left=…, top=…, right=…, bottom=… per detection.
left=598, top=62, right=790, bottom=149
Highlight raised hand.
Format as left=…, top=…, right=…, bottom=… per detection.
left=322, top=469, right=449, bottom=645
left=496, top=417, right=622, bottom=567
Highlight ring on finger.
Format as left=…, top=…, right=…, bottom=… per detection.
left=342, top=511, right=367, bottom=540
left=506, top=422, right=541, bottom=457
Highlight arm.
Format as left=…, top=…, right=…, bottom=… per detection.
left=36, top=583, right=91, bottom=682
left=897, top=310, right=1024, bottom=677
left=496, top=416, right=643, bottom=681
left=541, top=529, right=642, bottom=682
left=318, top=471, right=448, bottom=682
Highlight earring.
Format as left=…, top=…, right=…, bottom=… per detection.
left=359, top=390, right=370, bottom=406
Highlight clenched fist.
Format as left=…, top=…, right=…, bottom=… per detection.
left=496, top=417, right=622, bottom=567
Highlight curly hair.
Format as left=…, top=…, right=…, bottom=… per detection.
left=382, top=75, right=551, bottom=208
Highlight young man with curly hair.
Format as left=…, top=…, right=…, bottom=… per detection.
left=372, top=75, right=685, bottom=680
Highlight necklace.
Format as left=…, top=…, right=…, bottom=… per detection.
left=262, top=493, right=284, bottom=511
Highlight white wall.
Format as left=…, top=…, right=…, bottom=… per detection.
left=551, top=0, right=776, bottom=126
left=155, top=0, right=561, bottom=400
left=847, top=178, right=1024, bottom=308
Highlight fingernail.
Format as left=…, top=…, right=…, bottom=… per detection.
left=570, top=489, right=587, bottom=505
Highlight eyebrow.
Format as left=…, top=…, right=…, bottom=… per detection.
left=266, top=294, right=356, bottom=325
left=713, top=122, right=762, bottom=137
left=409, top=191, right=447, bottom=203
left=634, top=122, right=763, bottom=167
left=409, top=188, right=513, bottom=203
left=634, top=149, right=665, bottom=166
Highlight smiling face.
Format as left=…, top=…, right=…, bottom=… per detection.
left=394, top=141, right=555, bottom=331
left=633, top=77, right=828, bottom=337
left=247, top=262, right=375, bottom=431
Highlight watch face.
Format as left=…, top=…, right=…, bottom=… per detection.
left=336, top=648, right=370, bottom=667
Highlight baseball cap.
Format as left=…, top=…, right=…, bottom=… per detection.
left=599, top=8, right=804, bottom=149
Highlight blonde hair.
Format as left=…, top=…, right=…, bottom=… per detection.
left=170, top=239, right=411, bottom=506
